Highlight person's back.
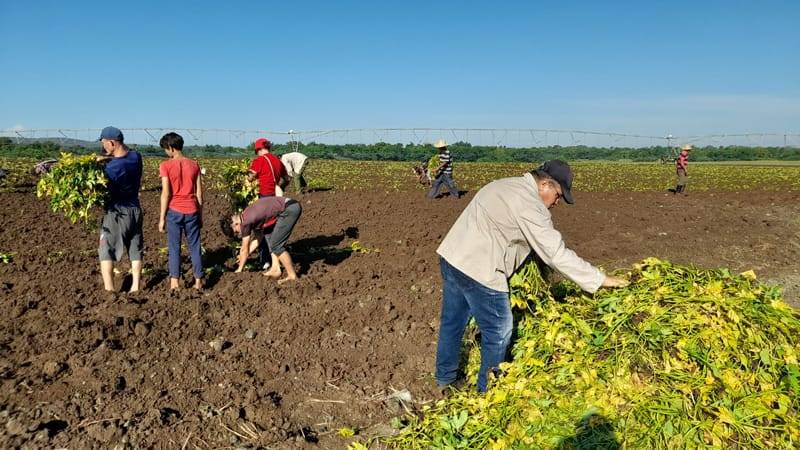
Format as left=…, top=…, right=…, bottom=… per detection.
left=280, top=152, right=308, bottom=177
left=438, top=148, right=453, bottom=175
left=250, top=139, right=287, bottom=197
left=106, top=150, right=143, bottom=208
left=159, top=158, right=201, bottom=214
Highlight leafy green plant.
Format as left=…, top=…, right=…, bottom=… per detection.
left=0, top=252, right=14, bottom=264
left=217, top=158, right=258, bottom=212
left=36, top=152, right=108, bottom=223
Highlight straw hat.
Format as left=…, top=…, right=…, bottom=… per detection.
left=434, top=139, right=448, bottom=148
left=681, top=144, right=694, bottom=151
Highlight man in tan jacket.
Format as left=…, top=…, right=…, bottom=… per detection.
left=435, top=160, right=628, bottom=392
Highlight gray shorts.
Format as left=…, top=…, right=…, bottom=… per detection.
left=268, top=200, right=302, bottom=255
left=99, top=206, right=144, bottom=262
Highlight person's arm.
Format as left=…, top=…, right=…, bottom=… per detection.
left=196, top=170, right=204, bottom=208
left=247, top=158, right=259, bottom=182
left=516, top=208, right=626, bottom=293
left=159, top=176, right=171, bottom=233
left=235, top=234, right=252, bottom=272
left=278, top=161, right=290, bottom=188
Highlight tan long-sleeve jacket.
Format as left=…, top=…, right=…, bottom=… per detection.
left=436, top=173, right=605, bottom=293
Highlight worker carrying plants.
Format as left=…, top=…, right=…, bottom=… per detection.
left=434, top=160, right=629, bottom=393
left=226, top=196, right=302, bottom=284
left=672, top=144, right=692, bottom=195
left=96, top=126, right=144, bottom=292
left=427, top=139, right=459, bottom=199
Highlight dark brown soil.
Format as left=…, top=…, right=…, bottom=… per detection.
left=1, top=187, right=799, bottom=449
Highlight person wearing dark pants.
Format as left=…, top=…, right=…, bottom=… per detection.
left=230, top=196, right=302, bottom=284
left=435, top=160, right=629, bottom=393
left=427, top=139, right=459, bottom=199
left=158, top=132, right=204, bottom=290
left=673, top=144, right=692, bottom=195
left=248, top=138, right=288, bottom=267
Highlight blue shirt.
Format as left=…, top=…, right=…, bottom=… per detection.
left=105, top=150, right=143, bottom=208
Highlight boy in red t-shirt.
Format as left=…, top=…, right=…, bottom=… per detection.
left=158, top=132, right=204, bottom=290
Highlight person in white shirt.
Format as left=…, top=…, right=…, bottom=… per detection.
left=280, top=152, right=309, bottom=194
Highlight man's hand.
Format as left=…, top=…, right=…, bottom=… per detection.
left=96, top=155, right=112, bottom=163
left=601, top=275, right=629, bottom=288
left=158, top=218, right=166, bottom=233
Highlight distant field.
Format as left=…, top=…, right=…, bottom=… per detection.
left=3, top=157, right=800, bottom=193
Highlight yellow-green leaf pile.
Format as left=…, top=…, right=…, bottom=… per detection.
left=217, top=158, right=258, bottom=212
left=387, top=258, right=800, bottom=449
left=35, top=153, right=108, bottom=223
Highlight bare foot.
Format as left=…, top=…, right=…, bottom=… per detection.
left=277, top=275, right=297, bottom=285
left=193, top=280, right=203, bottom=290
left=263, top=269, right=281, bottom=279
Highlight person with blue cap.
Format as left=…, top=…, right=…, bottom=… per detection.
left=434, top=160, right=629, bottom=394
left=96, top=126, right=144, bottom=292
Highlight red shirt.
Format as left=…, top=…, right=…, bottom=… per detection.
left=159, top=158, right=201, bottom=214
left=249, top=154, right=287, bottom=196
left=676, top=150, right=689, bottom=173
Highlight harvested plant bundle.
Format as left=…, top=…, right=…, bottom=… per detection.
left=387, top=258, right=800, bottom=449
left=218, top=158, right=258, bottom=212
left=427, top=154, right=440, bottom=177
left=36, top=152, right=108, bottom=223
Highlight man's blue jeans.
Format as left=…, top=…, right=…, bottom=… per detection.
left=435, top=257, right=512, bottom=392
left=166, top=209, right=203, bottom=279
left=427, top=173, right=459, bottom=199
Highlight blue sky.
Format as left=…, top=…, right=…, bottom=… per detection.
left=1, top=0, right=798, bottom=138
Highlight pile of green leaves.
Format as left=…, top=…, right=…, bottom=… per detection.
left=218, top=158, right=258, bottom=212
left=382, top=258, right=800, bottom=449
left=36, top=153, right=108, bottom=223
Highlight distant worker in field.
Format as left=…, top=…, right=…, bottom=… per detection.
left=158, top=132, right=204, bottom=290
left=96, top=126, right=144, bottom=292
left=248, top=138, right=289, bottom=268
left=280, top=151, right=309, bottom=194
left=434, top=160, right=629, bottom=393
left=427, top=139, right=459, bottom=199
left=672, top=144, right=692, bottom=195
left=227, top=196, right=303, bottom=284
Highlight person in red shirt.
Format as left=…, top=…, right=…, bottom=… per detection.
left=248, top=138, right=288, bottom=197
left=158, top=132, right=204, bottom=290
left=673, top=144, right=692, bottom=195
left=248, top=138, right=289, bottom=268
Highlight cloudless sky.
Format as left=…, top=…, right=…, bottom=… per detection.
left=1, top=0, right=798, bottom=137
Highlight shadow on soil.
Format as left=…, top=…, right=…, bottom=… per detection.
left=557, top=413, right=620, bottom=450
left=290, top=226, right=359, bottom=274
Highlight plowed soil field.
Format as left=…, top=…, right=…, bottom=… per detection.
left=1, top=179, right=799, bottom=448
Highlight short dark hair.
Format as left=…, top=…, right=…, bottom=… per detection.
left=219, top=214, right=236, bottom=239
left=159, top=132, right=184, bottom=151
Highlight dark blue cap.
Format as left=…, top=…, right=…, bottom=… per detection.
left=98, top=126, right=124, bottom=142
left=539, top=160, right=574, bottom=204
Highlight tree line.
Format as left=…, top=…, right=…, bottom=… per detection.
left=1, top=137, right=798, bottom=162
